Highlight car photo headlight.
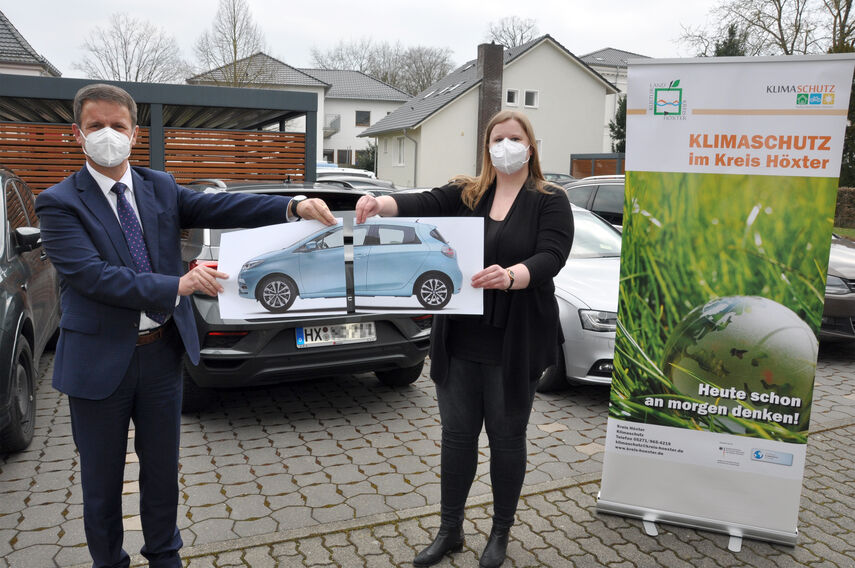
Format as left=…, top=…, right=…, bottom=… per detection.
left=241, top=259, right=265, bottom=271
left=825, top=275, right=851, bottom=295
left=579, top=309, right=617, bottom=332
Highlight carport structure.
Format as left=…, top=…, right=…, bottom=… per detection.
left=0, top=74, right=318, bottom=192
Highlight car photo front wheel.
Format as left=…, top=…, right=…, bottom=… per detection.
left=415, top=272, right=452, bottom=309
left=0, top=336, right=35, bottom=452
left=256, top=274, right=298, bottom=313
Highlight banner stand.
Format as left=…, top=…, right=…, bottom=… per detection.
left=596, top=495, right=798, bottom=547
left=596, top=53, right=855, bottom=548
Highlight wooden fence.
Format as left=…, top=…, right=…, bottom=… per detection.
left=164, top=129, right=305, bottom=185
left=0, top=122, right=306, bottom=192
left=0, top=123, right=149, bottom=192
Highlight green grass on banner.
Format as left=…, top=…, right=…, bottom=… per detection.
left=611, top=171, right=836, bottom=443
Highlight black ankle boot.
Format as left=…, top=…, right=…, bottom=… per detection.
left=479, top=527, right=510, bottom=568
left=413, top=525, right=464, bottom=567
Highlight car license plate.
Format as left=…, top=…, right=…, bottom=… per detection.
left=296, top=322, right=377, bottom=348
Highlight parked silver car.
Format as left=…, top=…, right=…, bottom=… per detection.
left=537, top=205, right=621, bottom=391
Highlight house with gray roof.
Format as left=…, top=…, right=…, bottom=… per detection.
left=188, top=53, right=408, bottom=164
left=360, top=35, right=618, bottom=188
left=0, top=9, right=60, bottom=77
left=580, top=47, right=650, bottom=151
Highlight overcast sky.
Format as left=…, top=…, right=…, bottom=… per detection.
left=4, top=0, right=720, bottom=78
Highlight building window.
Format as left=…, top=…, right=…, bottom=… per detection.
left=337, top=149, right=352, bottom=165
left=323, top=149, right=334, bottom=163
left=524, top=90, right=539, bottom=108
left=506, top=89, right=519, bottom=106
left=396, top=137, right=405, bottom=165
left=355, top=110, right=371, bottom=127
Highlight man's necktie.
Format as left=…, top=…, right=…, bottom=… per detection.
left=111, top=182, right=167, bottom=325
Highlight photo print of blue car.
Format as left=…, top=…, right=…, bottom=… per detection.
left=238, top=219, right=463, bottom=313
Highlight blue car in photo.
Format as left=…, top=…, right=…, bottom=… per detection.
left=238, top=220, right=463, bottom=313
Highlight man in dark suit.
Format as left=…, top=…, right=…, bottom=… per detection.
left=35, top=83, right=335, bottom=568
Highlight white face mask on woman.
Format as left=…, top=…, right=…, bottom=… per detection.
left=489, top=138, right=530, bottom=175
left=79, top=127, right=132, bottom=168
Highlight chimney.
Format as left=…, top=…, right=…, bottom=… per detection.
left=476, top=42, right=504, bottom=175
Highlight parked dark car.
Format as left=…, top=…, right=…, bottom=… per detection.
left=180, top=181, right=431, bottom=412
left=0, top=168, right=61, bottom=452
left=563, top=175, right=626, bottom=227
left=820, top=234, right=855, bottom=341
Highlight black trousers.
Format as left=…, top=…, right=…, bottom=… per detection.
left=68, top=323, right=184, bottom=568
left=435, top=356, right=536, bottom=530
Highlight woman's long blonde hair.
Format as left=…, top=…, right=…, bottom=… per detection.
left=453, top=110, right=557, bottom=209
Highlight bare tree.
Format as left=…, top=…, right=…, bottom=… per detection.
left=73, top=13, right=189, bottom=83
left=194, top=0, right=268, bottom=86
left=680, top=0, right=822, bottom=56
left=400, top=46, right=455, bottom=94
left=311, top=39, right=454, bottom=95
left=821, top=0, right=855, bottom=51
left=310, top=38, right=378, bottom=73
left=486, top=16, right=540, bottom=48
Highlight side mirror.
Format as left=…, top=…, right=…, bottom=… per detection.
left=303, top=241, right=318, bottom=252
left=14, top=227, right=41, bottom=252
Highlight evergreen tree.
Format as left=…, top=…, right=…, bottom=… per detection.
left=714, top=24, right=748, bottom=56
left=609, top=96, right=627, bottom=153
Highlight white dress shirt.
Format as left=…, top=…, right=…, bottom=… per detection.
left=86, top=163, right=170, bottom=331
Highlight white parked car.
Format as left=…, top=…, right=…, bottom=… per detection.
left=537, top=205, right=621, bottom=391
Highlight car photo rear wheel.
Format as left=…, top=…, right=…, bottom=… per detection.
left=256, top=274, right=297, bottom=313
left=536, top=350, right=569, bottom=393
left=415, top=273, right=452, bottom=309
left=376, top=359, right=424, bottom=386
left=0, top=336, right=35, bottom=452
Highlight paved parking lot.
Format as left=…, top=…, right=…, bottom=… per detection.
left=0, top=342, right=853, bottom=567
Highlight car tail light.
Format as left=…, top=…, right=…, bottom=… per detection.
left=189, top=260, right=218, bottom=271
left=204, top=331, right=248, bottom=349
left=441, top=246, right=456, bottom=258
left=411, top=314, right=433, bottom=330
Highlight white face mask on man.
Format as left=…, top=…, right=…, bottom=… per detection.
left=79, top=126, right=132, bottom=168
left=489, top=138, right=530, bottom=175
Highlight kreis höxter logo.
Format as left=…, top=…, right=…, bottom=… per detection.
left=654, top=80, right=682, bottom=115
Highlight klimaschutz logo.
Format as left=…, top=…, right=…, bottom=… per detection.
left=796, top=92, right=836, bottom=105
left=654, top=80, right=683, bottom=115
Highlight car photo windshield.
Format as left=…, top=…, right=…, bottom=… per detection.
left=570, top=210, right=622, bottom=259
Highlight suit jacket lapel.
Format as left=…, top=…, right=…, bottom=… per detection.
left=131, top=169, right=160, bottom=270
left=76, top=167, right=135, bottom=268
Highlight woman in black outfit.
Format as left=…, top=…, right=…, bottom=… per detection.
left=355, top=110, right=572, bottom=568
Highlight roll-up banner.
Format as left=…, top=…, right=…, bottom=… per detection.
left=597, top=55, right=855, bottom=546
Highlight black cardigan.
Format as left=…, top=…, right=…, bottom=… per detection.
left=392, top=180, right=573, bottom=413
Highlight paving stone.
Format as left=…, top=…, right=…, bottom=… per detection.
left=16, top=502, right=66, bottom=530
left=182, top=484, right=227, bottom=506
left=228, top=495, right=272, bottom=521
left=271, top=506, right=316, bottom=531
left=284, top=455, right=321, bottom=475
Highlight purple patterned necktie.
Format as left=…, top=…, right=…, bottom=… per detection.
left=111, top=182, right=167, bottom=325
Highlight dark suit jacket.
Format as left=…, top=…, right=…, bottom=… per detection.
left=35, top=166, right=290, bottom=400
